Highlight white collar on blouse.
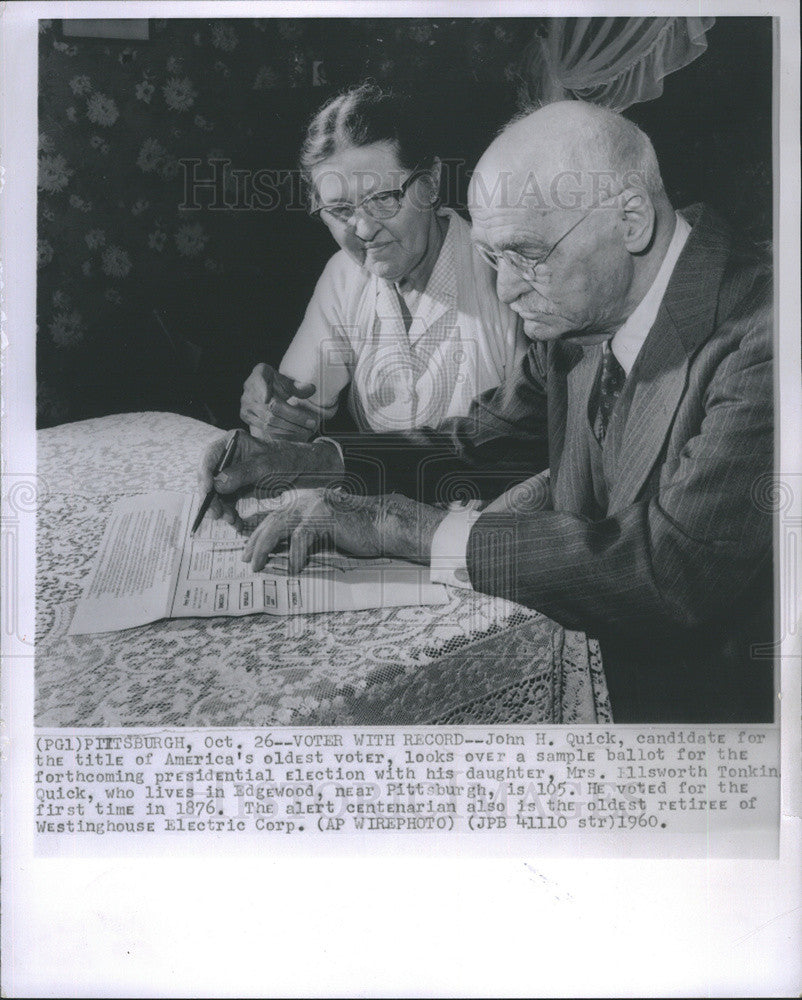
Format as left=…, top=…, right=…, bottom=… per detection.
left=377, top=208, right=460, bottom=338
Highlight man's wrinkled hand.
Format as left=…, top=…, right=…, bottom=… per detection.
left=240, top=362, right=320, bottom=441
left=241, top=488, right=449, bottom=574
left=198, top=430, right=345, bottom=525
left=241, top=488, right=386, bottom=573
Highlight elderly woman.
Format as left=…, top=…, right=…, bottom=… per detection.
left=240, top=82, right=525, bottom=440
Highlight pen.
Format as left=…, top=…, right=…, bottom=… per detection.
left=191, top=429, right=241, bottom=535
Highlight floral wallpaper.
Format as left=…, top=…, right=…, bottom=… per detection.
left=37, top=17, right=771, bottom=428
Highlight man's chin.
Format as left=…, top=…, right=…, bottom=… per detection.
left=521, top=317, right=565, bottom=341
left=560, top=330, right=610, bottom=347
left=521, top=317, right=609, bottom=346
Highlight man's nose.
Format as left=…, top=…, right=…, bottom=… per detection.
left=495, top=258, right=530, bottom=305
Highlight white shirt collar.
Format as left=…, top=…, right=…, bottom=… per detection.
left=611, top=211, right=692, bottom=374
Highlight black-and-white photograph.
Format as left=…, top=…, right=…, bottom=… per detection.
left=33, top=14, right=775, bottom=727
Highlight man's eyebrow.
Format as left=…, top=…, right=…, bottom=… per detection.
left=478, top=236, right=546, bottom=255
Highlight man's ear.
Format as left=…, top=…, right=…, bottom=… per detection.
left=619, top=187, right=655, bottom=254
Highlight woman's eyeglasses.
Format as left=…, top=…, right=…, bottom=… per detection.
left=310, top=168, right=429, bottom=225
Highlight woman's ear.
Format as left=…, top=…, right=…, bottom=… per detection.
left=620, top=187, right=655, bottom=254
left=427, top=157, right=443, bottom=204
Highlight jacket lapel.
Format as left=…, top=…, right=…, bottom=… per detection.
left=606, top=204, right=732, bottom=512
left=606, top=314, right=689, bottom=512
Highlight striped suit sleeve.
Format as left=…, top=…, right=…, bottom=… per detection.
left=333, top=342, right=551, bottom=503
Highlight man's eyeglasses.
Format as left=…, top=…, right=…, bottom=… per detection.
left=473, top=200, right=614, bottom=282
left=310, top=168, right=429, bottom=225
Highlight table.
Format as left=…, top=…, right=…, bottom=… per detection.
left=35, top=412, right=611, bottom=727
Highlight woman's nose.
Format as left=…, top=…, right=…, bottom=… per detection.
left=354, top=210, right=381, bottom=241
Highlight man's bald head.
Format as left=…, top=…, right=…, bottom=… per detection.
left=470, top=100, right=666, bottom=213
left=468, top=101, right=678, bottom=344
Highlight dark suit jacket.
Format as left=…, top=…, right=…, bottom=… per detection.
left=333, top=205, right=775, bottom=723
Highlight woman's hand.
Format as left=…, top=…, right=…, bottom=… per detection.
left=240, top=363, right=321, bottom=441
left=241, top=488, right=449, bottom=574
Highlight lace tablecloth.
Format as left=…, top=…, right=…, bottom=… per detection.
left=35, top=412, right=611, bottom=727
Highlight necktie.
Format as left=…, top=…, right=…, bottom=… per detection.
left=594, top=340, right=626, bottom=444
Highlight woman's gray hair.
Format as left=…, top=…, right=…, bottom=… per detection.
left=300, top=81, right=439, bottom=183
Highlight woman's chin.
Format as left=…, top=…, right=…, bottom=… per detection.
left=364, top=259, right=404, bottom=281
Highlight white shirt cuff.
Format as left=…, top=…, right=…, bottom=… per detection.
left=430, top=504, right=482, bottom=589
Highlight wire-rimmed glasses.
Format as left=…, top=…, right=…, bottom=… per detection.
left=473, top=199, right=616, bottom=282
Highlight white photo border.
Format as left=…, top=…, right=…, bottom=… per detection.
left=2, top=2, right=800, bottom=997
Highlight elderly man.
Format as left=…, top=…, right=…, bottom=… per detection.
left=201, top=101, right=774, bottom=724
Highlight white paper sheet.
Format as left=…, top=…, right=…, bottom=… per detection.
left=68, top=491, right=448, bottom=634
